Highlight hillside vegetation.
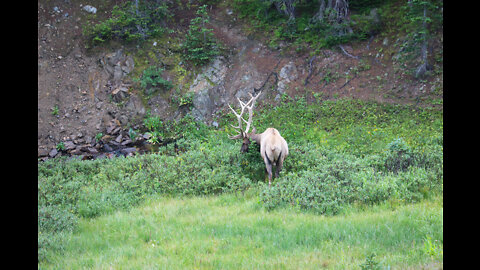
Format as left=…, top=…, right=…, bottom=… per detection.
left=38, top=0, right=442, bottom=268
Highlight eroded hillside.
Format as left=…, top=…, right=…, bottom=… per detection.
left=38, top=0, right=443, bottom=160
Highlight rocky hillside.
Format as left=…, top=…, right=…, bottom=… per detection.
left=37, top=0, right=443, bottom=160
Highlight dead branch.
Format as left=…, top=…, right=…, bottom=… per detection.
left=339, top=45, right=359, bottom=59
left=337, top=73, right=357, bottom=91
left=304, top=55, right=317, bottom=86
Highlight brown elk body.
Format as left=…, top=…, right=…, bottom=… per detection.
left=228, top=91, right=289, bottom=187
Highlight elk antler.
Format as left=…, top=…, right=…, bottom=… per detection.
left=228, top=91, right=262, bottom=139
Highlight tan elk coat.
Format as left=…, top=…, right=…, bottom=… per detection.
left=248, top=128, right=288, bottom=186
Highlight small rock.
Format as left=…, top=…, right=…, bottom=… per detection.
left=101, top=135, right=113, bottom=143
left=103, top=144, right=113, bottom=152
left=70, top=148, right=83, bottom=155
left=82, top=5, right=97, bottom=14
left=383, top=38, right=389, bottom=46
left=112, top=127, right=121, bottom=135
left=279, top=62, right=298, bottom=82
left=115, top=134, right=123, bottom=143
left=119, top=115, right=129, bottom=125
left=121, top=139, right=133, bottom=146
left=87, top=147, right=98, bottom=154
left=38, top=149, right=49, bottom=157
left=63, top=141, right=76, bottom=150
left=49, top=148, right=58, bottom=158
left=111, top=86, right=129, bottom=102
left=120, top=147, right=137, bottom=155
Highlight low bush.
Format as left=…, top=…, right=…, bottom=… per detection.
left=135, top=66, right=173, bottom=96
left=83, top=0, right=170, bottom=47
left=259, top=135, right=442, bottom=214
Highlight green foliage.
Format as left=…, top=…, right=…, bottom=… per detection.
left=40, top=194, right=442, bottom=269
left=180, top=5, right=220, bottom=66
left=232, top=0, right=379, bottom=50
left=83, top=0, right=170, bottom=47
left=423, top=235, right=442, bottom=259
left=388, top=0, right=443, bottom=75
left=142, top=113, right=210, bottom=145
left=359, top=253, right=382, bottom=270
left=135, top=66, right=173, bottom=95
left=350, top=0, right=386, bottom=13
left=171, top=90, right=195, bottom=109
left=38, top=205, right=77, bottom=234
left=51, top=105, right=59, bottom=116
left=260, top=142, right=442, bottom=214
left=38, top=98, right=442, bottom=262
left=56, top=142, right=65, bottom=151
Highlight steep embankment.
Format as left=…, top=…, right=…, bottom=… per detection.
left=38, top=0, right=443, bottom=161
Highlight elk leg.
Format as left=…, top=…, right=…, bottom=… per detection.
left=274, top=152, right=283, bottom=178
left=264, top=153, right=273, bottom=187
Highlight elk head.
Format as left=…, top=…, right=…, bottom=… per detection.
left=227, top=91, right=262, bottom=153
left=228, top=91, right=289, bottom=187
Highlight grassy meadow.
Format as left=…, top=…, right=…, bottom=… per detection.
left=53, top=193, right=442, bottom=269
left=38, top=98, right=443, bottom=268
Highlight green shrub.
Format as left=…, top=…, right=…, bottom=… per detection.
left=259, top=138, right=442, bottom=214
left=83, top=0, right=170, bottom=47
left=135, top=66, right=173, bottom=96
left=382, top=137, right=414, bottom=173
left=38, top=205, right=77, bottom=234
left=38, top=205, right=78, bottom=262
left=359, top=252, right=382, bottom=270
left=180, top=5, right=220, bottom=66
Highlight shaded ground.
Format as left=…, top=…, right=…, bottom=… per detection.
left=37, top=0, right=443, bottom=160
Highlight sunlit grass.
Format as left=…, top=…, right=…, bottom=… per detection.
left=42, top=192, right=442, bottom=269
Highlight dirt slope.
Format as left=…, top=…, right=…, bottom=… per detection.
left=37, top=0, right=442, bottom=160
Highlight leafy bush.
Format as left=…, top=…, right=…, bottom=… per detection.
left=259, top=136, right=442, bottom=214
left=180, top=5, right=220, bottom=66
left=38, top=204, right=78, bottom=262
left=382, top=137, right=414, bottom=173
left=359, top=252, right=382, bottom=270
left=38, top=205, right=77, bottom=234
left=135, top=66, right=173, bottom=95
left=142, top=112, right=210, bottom=145
left=83, top=0, right=170, bottom=47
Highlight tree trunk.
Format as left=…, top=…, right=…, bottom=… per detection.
left=313, top=0, right=350, bottom=23
left=415, top=6, right=429, bottom=78
left=273, top=0, right=296, bottom=21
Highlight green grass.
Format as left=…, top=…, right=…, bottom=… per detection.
left=41, top=192, right=442, bottom=269
left=38, top=97, right=442, bottom=267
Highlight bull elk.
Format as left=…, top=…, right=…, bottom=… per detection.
left=228, top=91, right=289, bottom=187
